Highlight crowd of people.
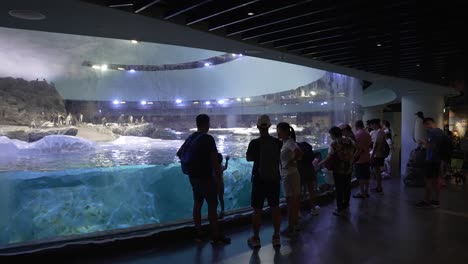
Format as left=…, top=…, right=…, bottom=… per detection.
left=176, top=113, right=446, bottom=248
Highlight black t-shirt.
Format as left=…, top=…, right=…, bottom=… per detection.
left=246, top=135, right=282, bottom=182
left=191, top=132, right=218, bottom=178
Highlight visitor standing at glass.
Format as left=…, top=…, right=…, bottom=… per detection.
left=353, top=120, right=372, bottom=199
left=382, top=120, right=393, bottom=178
left=216, top=153, right=229, bottom=219
left=246, top=115, right=282, bottom=249
left=370, top=119, right=386, bottom=194
left=319, top=126, right=356, bottom=217
left=177, top=114, right=231, bottom=245
left=277, top=122, right=302, bottom=237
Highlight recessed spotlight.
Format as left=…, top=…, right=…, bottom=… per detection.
left=8, top=10, right=46, bottom=20
left=92, top=65, right=101, bottom=70
left=308, top=101, right=313, bottom=104
left=147, top=102, right=154, bottom=105
left=310, top=91, right=317, bottom=96
left=204, top=62, right=211, bottom=67
left=193, top=101, right=199, bottom=104
left=245, top=98, right=251, bottom=102
left=129, top=69, right=136, bottom=73
left=205, top=101, right=211, bottom=105
left=131, top=40, right=138, bottom=44
left=112, top=100, right=119, bottom=105
left=376, top=43, right=382, bottom=47
left=119, top=101, right=126, bottom=104
left=117, top=67, right=125, bottom=71
left=231, top=53, right=237, bottom=57
left=247, top=12, right=255, bottom=16
left=441, top=76, right=445, bottom=79
left=218, top=99, right=225, bottom=105
left=416, top=64, right=420, bottom=67
left=236, top=98, right=242, bottom=102
left=175, top=99, right=182, bottom=104
left=101, top=64, right=108, bottom=71
left=323, top=101, right=328, bottom=105
left=239, top=54, right=243, bottom=57
left=140, top=100, right=147, bottom=105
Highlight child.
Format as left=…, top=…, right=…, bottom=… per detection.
left=217, top=153, right=230, bottom=219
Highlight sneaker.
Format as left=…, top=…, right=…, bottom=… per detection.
left=247, top=236, right=261, bottom=249
left=430, top=200, right=440, bottom=208
left=310, top=206, right=321, bottom=216
left=272, top=235, right=281, bottom=248
left=212, top=235, right=231, bottom=246
left=414, top=201, right=432, bottom=209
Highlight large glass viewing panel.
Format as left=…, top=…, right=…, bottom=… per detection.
left=0, top=27, right=362, bottom=247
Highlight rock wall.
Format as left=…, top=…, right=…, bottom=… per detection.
left=0, top=77, right=66, bottom=126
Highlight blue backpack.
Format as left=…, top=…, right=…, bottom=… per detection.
left=177, top=133, right=204, bottom=175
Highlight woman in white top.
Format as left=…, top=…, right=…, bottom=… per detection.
left=277, top=122, right=302, bottom=236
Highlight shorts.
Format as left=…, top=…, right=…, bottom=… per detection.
left=354, top=163, right=371, bottom=180
left=425, top=160, right=441, bottom=179
left=372, top=157, right=385, bottom=167
left=189, top=177, right=218, bottom=206
left=251, top=179, right=280, bottom=209
left=282, top=172, right=301, bottom=197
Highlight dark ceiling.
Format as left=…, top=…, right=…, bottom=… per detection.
left=83, top=0, right=466, bottom=86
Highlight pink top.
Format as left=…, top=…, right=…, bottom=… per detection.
left=355, top=128, right=371, bottom=163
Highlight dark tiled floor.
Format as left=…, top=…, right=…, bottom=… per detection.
left=16, top=179, right=468, bottom=263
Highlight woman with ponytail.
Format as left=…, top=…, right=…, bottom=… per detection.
left=276, top=122, right=302, bottom=237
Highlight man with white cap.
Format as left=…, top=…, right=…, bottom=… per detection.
left=246, top=114, right=282, bottom=249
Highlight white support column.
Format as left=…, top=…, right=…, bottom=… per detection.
left=401, top=95, right=444, bottom=176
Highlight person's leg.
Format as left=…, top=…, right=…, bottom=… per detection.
left=344, top=174, right=352, bottom=209
left=218, top=182, right=225, bottom=213
left=252, top=209, right=262, bottom=238
left=190, top=178, right=204, bottom=233
left=271, top=207, right=281, bottom=236
left=308, top=180, right=317, bottom=208
left=334, top=173, right=345, bottom=210
left=193, top=199, right=203, bottom=232
left=375, top=164, right=382, bottom=189
left=424, top=177, right=433, bottom=202
left=267, top=181, right=281, bottom=238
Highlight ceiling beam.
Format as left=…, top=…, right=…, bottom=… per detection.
left=227, top=6, right=340, bottom=37
left=164, top=0, right=213, bottom=20
left=134, top=0, right=162, bottom=14
left=259, top=26, right=345, bottom=44
left=186, top=0, right=260, bottom=25
left=209, top=0, right=314, bottom=31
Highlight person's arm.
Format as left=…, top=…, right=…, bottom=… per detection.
left=246, top=140, right=257, bottom=162
left=318, top=145, right=334, bottom=166
left=293, top=146, right=303, bottom=161
left=224, top=155, right=230, bottom=171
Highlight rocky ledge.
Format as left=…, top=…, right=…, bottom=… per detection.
left=0, top=127, right=78, bottom=142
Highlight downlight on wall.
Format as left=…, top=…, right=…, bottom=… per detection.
left=8, top=10, right=46, bottom=20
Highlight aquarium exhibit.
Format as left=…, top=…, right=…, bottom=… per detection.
left=0, top=26, right=363, bottom=247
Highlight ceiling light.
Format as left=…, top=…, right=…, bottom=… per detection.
left=245, top=98, right=251, bottom=102
left=129, top=69, right=136, bottom=73
left=323, top=101, right=328, bottom=105
left=119, top=101, right=126, bottom=104
left=92, top=65, right=101, bottom=70
left=193, top=101, right=199, bottom=104
left=376, top=43, right=382, bottom=47
left=101, top=64, right=108, bottom=71
left=117, top=67, right=125, bottom=71
left=231, top=53, right=237, bottom=57
left=309, top=101, right=313, bottom=104
left=310, top=91, right=317, bottom=96
left=204, top=62, right=211, bottom=67
left=239, top=54, right=243, bottom=57
left=131, top=40, right=138, bottom=44
left=147, top=102, right=154, bottom=105
left=416, top=64, right=420, bottom=67
left=8, top=10, right=46, bottom=20
left=112, top=100, right=119, bottom=105
left=175, top=99, right=182, bottom=104
left=205, top=101, right=211, bottom=105
left=140, top=100, right=147, bottom=105
left=236, top=98, right=242, bottom=102
left=247, top=12, right=255, bottom=16
left=218, top=99, right=225, bottom=105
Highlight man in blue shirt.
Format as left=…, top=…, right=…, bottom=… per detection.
left=415, top=117, right=447, bottom=208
